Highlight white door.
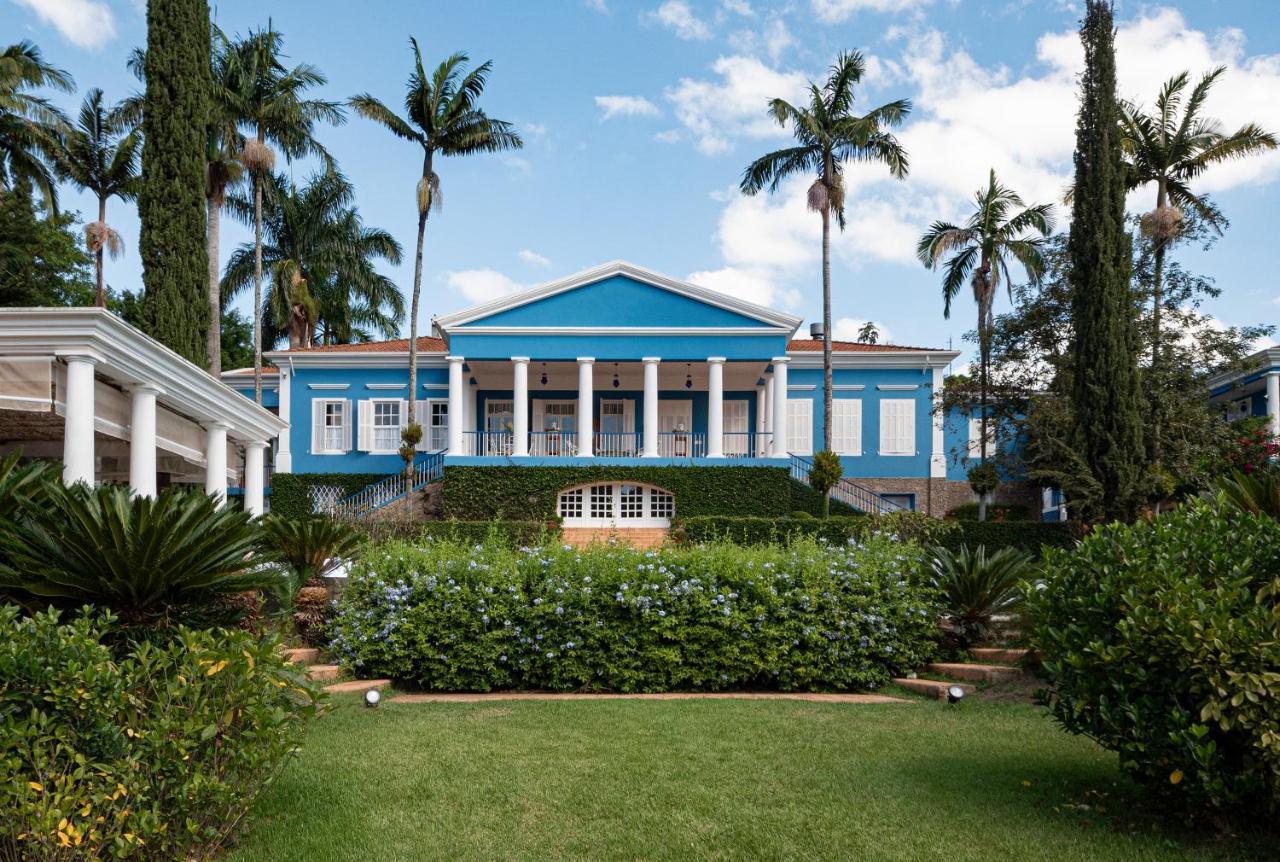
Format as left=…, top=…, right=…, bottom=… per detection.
left=723, top=400, right=749, bottom=455
left=486, top=399, right=513, bottom=455
left=534, top=400, right=576, bottom=455
left=659, top=400, right=694, bottom=457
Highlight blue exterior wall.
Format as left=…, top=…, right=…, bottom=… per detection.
left=942, top=407, right=1029, bottom=482
left=471, top=389, right=757, bottom=437
left=448, top=333, right=787, bottom=362
left=465, top=275, right=773, bottom=328
left=229, top=384, right=278, bottom=410
left=1208, top=362, right=1280, bottom=398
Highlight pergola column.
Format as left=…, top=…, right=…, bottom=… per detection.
left=512, top=357, right=529, bottom=457
left=706, top=357, right=725, bottom=458
left=276, top=368, right=292, bottom=473
left=770, top=357, right=789, bottom=458
left=1267, top=371, right=1280, bottom=439
left=642, top=357, right=660, bottom=458
left=244, top=441, right=268, bottom=516
left=577, top=357, right=594, bottom=457
left=447, top=356, right=465, bottom=456
left=205, top=422, right=229, bottom=506
left=62, top=355, right=96, bottom=486
left=129, top=384, right=160, bottom=497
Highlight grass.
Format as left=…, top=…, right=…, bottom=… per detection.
left=227, top=696, right=1267, bottom=861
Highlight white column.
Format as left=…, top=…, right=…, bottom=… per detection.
left=706, top=357, right=725, bottom=458
left=512, top=357, right=529, bottom=457
left=577, top=357, right=594, bottom=457
left=447, top=356, right=465, bottom=456
left=244, top=441, right=267, bottom=516
left=930, top=367, right=947, bottom=478
left=205, top=422, right=229, bottom=505
left=276, top=367, right=292, bottom=473
left=1267, top=372, right=1280, bottom=439
left=62, top=356, right=96, bottom=486
left=129, top=384, right=159, bottom=497
left=642, top=357, right=660, bottom=458
left=755, top=382, right=767, bottom=457
left=763, top=372, right=774, bottom=442
left=770, top=357, right=789, bottom=458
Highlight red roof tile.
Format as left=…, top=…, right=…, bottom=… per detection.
left=786, top=339, right=941, bottom=352
left=222, top=367, right=278, bottom=375
left=277, top=337, right=447, bottom=354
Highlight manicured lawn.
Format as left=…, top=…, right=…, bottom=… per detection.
left=227, top=696, right=1266, bottom=861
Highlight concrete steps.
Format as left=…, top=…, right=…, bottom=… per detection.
left=891, top=678, right=975, bottom=700
left=284, top=647, right=319, bottom=664
left=324, top=679, right=391, bottom=694
left=925, top=662, right=1023, bottom=683
left=971, top=647, right=1031, bottom=664
left=306, top=664, right=341, bottom=682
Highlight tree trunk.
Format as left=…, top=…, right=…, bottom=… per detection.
left=93, top=196, right=106, bottom=308
left=206, top=190, right=221, bottom=375
left=252, top=127, right=265, bottom=405
left=977, top=261, right=992, bottom=522
left=407, top=153, right=432, bottom=411
left=1149, top=181, right=1168, bottom=467
left=820, top=156, right=833, bottom=455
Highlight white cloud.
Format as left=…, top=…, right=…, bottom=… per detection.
left=728, top=16, right=794, bottom=64
left=647, top=0, right=712, bottom=41
left=595, top=95, right=661, bottom=120
left=524, top=122, right=548, bottom=141
left=653, top=129, right=681, bottom=144
left=504, top=155, right=532, bottom=175
left=811, top=0, right=934, bottom=22
left=13, top=0, right=115, bottom=49
left=518, top=249, right=551, bottom=266
left=665, top=56, right=808, bottom=155
left=686, top=266, right=800, bottom=310
left=445, top=269, right=524, bottom=304
left=833, top=317, right=893, bottom=344
left=584, top=0, right=608, bottom=11
left=721, top=0, right=754, bottom=16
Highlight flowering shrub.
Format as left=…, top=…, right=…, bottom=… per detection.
left=330, top=535, right=939, bottom=693
left=0, top=607, right=323, bottom=859
left=1221, top=417, right=1279, bottom=475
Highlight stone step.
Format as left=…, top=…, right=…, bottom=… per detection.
left=324, top=679, right=391, bottom=694
left=971, top=648, right=1031, bottom=664
left=283, top=647, right=319, bottom=664
left=891, top=678, right=975, bottom=700
left=925, top=662, right=1022, bottom=683
left=306, top=664, right=341, bottom=682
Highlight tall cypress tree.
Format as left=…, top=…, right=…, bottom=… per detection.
left=138, top=0, right=210, bottom=364
left=1067, top=1, right=1145, bottom=522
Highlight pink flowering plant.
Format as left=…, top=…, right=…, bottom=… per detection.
left=329, top=533, right=940, bottom=693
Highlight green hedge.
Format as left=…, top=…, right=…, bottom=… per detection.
left=270, top=473, right=386, bottom=520
left=441, top=466, right=793, bottom=520
left=676, top=515, right=1080, bottom=557
left=939, top=520, right=1082, bottom=557
left=349, top=520, right=556, bottom=546
left=788, top=479, right=859, bottom=516
left=947, top=502, right=1030, bottom=521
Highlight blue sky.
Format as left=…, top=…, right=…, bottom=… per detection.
left=5, top=0, right=1279, bottom=366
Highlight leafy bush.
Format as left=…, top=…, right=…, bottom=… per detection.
left=330, top=535, right=940, bottom=693
left=347, top=519, right=558, bottom=547
left=1213, top=470, right=1280, bottom=520
left=1027, top=499, right=1280, bottom=815
left=442, top=465, right=794, bottom=520
left=947, top=502, right=1030, bottom=522
left=269, top=473, right=389, bottom=520
left=808, top=451, right=844, bottom=517
left=674, top=514, right=956, bottom=547
left=938, top=520, right=1080, bottom=558
left=0, top=484, right=277, bottom=627
left=0, top=606, right=323, bottom=859
left=788, top=479, right=858, bottom=516
left=262, top=516, right=365, bottom=582
left=931, top=544, right=1034, bottom=646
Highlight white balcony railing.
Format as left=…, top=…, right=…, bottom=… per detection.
left=458, top=430, right=775, bottom=458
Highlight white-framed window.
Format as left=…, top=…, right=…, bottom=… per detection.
left=557, top=482, right=675, bottom=527
left=831, top=399, right=862, bottom=456
left=358, top=398, right=404, bottom=453
left=879, top=398, right=915, bottom=456
left=967, top=417, right=984, bottom=459
left=310, top=398, right=350, bottom=454
left=786, top=398, right=812, bottom=455
left=414, top=399, right=448, bottom=451
left=1226, top=397, right=1252, bottom=421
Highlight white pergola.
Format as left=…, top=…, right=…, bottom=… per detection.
left=0, top=308, right=286, bottom=514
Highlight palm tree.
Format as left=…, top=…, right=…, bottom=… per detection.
left=350, top=39, right=522, bottom=406
left=917, top=169, right=1053, bottom=488
left=204, top=30, right=246, bottom=374
left=222, top=169, right=403, bottom=350
left=1119, top=67, right=1276, bottom=462
left=740, top=51, right=909, bottom=453
left=223, top=23, right=342, bottom=400
left=52, top=89, right=141, bottom=307
left=0, top=41, right=72, bottom=210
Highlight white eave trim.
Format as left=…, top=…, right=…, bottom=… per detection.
left=264, top=350, right=449, bottom=368
left=432, top=260, right=804, bottom=333
left=786, top=350, right=959, bottom=370
left=444, top=325, right=795, bottom=336
left=1207, top=346, right=1280, bottom=391
left=0, top=308, right=287, bottom=442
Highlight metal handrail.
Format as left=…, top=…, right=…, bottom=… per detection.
left=594, top=431, right=641, bottom=457
left=657, top=431, right=706, bottom=458
left=332, top=450, right=445, bottom=518
left=529, top=430, right=578, bottom=457
left=790, top=454, right=903, bottom=515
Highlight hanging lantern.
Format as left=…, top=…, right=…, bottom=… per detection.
left=612, top=363, right=620, bottom=389
left=685, top=363, right=693, bottom=390
left=540, top=363, right=548, bottom=386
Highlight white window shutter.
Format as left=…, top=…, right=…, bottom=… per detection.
left=968, top=417, right=983, bottom=459
left=340, top=400, right=352, bottom=451
left=901, top=401, right=916, bottom=454
left=414, top=400, right=429, bottom=450
left=880, top=399, right=914, bottom=455
left=311, top=399, right=323, bottom=453
left=786, top=398, right=812, bottom=455
left=833, top=399, right=861, bottom=456
left=357, top=399, right=372, bottom=451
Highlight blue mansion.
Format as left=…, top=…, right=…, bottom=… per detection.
left=226, top=262, right=1040, bottom=520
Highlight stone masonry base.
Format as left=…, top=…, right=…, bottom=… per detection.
left=847, top=478, right=1040, bottom=518
left=562, top=526, right=670, bottom=549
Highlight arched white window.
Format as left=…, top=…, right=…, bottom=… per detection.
left=557, top=482, right=674, bottom=527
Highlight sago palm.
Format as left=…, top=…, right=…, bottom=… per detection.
left=917, top=170, right=1052, bottom=475
left=931, top=543, right=1035, bottom=646
left=223, top=169, right=403, bottom=349
left=740, top=51, right=909, bottom=451
left=1119, top=68, right=1276, bottom=462
left=0, top=41, right=72, bottom=210
left=222, top=23, right=342, bottom=399
left=52, top=88, right=141, bottom=307
left=350, top=39, right=522, bottom=407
